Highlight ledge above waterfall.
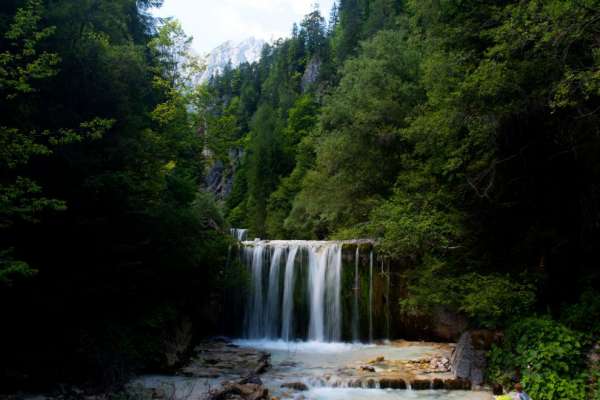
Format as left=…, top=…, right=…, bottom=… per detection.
left=240, top=239, right=377, bottom=249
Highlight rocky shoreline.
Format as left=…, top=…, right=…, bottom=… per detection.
left=145, top=338, right=487, bottom=400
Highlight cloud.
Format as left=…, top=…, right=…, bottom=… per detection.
left=152, top=0, right=335, bottom=54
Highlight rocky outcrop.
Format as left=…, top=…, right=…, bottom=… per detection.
left=301, top=56, right=321, bottom=92
left=208, top=382, right=268, bottom=400
left=181, top=340, right=270, bottom=379
left=410, top=379, right=431, bottom=390
left=379, top=378, right=406, bottom=389
left=444, top=378, right=472, bottom=390
left=432, top=308, right=469, bottom=341
left=451, top=330, right=499, bottom=385
left=205, top=148, right=243, bottom=200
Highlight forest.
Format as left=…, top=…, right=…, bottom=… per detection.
left=1, top=0, right=599, bottom=399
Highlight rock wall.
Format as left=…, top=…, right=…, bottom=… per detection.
left=301, top=57, right=321, bottom=92
left=205, top=148, right=243, bottom=200
left=450, top=330, right=499, bottom=386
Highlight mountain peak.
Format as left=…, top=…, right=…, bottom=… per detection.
left=201, top=37, right=266, bottom=82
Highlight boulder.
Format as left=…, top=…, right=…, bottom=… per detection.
left=450, top=330, right=496, bottom=385
left=209, top=383, right=268, bottom=400
left=361, top=366, right=376, bottom=372
left=366, top=379, right=376, bottom=388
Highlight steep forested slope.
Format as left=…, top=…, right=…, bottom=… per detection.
left=203, top=1, right=600, bottom=398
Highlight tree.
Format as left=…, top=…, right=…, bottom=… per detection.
left=0, top=0, right=112, bottom=286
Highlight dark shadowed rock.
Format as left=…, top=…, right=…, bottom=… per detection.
left=410, top=379, right=431, bottom=390
left=281, top=382, right=308, bottom=391
left=239, top=375, right=262, bottom=385
left=209, top=383, right=268, bottom=400
left=444, top=378, right=472, bottom=390
left=432, top=378, right=445, bottom=389
left=379, top=378, right=406, bottom=389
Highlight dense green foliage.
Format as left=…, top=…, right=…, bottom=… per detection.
left=0, top=0, right=230, bottom=390
left=488, top=317, right=587, bottom=400
left=2, top=0, right=600, bottom=396
left=202, top=0, right=600, bottom=396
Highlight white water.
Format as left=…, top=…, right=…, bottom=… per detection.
left=305, top=388, right=492, bottom=400
left=369, top=251, right=374, bottom=343
left=243, top=241, right=343, bottom=341
left=352, top=247, right=360, bottom=342
left=265, top=247, right=284, bottom=338
left=246, top=244, right=266, bottom=338
left=230, top=228, right=248, bottom=241
left=281, top=246, right=299, bottom=341
left=233, top=339, right=365, bottom=353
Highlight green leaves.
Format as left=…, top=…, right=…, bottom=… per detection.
left=400, top=261, right=536, bottom=328
left=0, top=249, right=37, bottom=286
left=0, top=0, right=59, bottom=98
left=488, top=317, right=587, bottom=400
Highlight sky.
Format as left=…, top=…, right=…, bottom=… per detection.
left=151, top=0, right=336, bottom=55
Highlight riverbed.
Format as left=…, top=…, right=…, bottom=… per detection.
left=133, top=339, right=493, bottom=400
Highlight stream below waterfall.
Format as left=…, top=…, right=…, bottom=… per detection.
left=133, top=339, right=493, bottom=400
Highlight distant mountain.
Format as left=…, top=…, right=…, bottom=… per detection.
left=200, top=37, right=266, bottom=82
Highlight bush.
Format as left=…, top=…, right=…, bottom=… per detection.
left=488, top=316, right=587, bottom=400
left=561, top=289, right=600, bottom=340
left=400, top=257, right=536, bottom=329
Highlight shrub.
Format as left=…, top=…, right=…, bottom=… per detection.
left=488, top=316, right=587, bottom=400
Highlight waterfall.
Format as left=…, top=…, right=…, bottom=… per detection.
left=242, top=241, right=343, bottom=342
left=352, top=247, right=360, bottom=342
left=324, top=244, right=342, bottom=341
left=307, top=243, right=341, bottom=341
left=264, top=247, right=284, bottom=338
left=246, top=244, right=266, bottom=338
left=281, top=246, right=299, bottom=341
left=369, top=251, right=374, bottom=343
left=230, top=228, right=248, bottom=241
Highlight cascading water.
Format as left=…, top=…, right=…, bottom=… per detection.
left=369, top=251, right=374, bottom=343
left=352, top=247, right=360, bottom=342
left=242, top=241, right=344, bottom=342
left=265, top=247, right=284, bottom=338
left=239, top=239, right=382, bottom=343
left=281, top=246, right=299, bottom=341
left=246, top=244, right=266, bottom=338
left=230, top=228, right=248, bottom=241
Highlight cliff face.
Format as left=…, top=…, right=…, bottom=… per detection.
left=205, top=148, right=243, bottom=200
left=200, top=37, right=265, bottom=82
